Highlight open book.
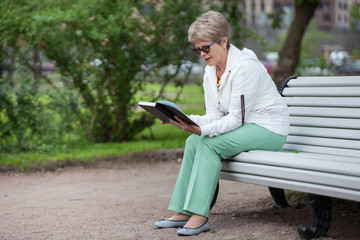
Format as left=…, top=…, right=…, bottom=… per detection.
left=138, top=100, right=198, bottom=126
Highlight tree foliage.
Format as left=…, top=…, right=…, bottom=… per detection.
left=1, top=0, right=204, bottom=143
left=267, top=18, right=331, bottom=73
left=350, top=2, right=360, bottom=30
left=1, top=0, right=253, bottom=149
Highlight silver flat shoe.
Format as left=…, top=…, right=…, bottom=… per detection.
left=154, top=219, right=188, bottom=228
left=177, top=220, right=211, bottom=236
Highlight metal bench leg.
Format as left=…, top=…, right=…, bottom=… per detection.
left=268, top=187, right=289, bottom=208
left=298, top=194, right=332, bottom=239
left=210, top=182, right=219, bottom=210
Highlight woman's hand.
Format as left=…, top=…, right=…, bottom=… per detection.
left=167, top=116, right=201, bottom=136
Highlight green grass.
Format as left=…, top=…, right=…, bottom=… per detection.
left=0, top=83, right=205, bottom=172
left=135, top=82, right=204, bottom=105
left=0, top=139, right=186, bottom=171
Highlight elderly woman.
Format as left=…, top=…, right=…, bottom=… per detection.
left=154, top=11, right=289, bottom=236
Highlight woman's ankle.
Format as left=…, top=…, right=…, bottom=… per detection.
left=168, top=213, right=191, bottom=221
left=183, top=214, right=207, bottom=228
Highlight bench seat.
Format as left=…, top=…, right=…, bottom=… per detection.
left=221, top=151, right=360, bottom=202
left=217, top=75, right=360, bottom=239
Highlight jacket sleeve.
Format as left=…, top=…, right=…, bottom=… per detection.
left=187, top=97, right=223, bottom=125
left=188, top=111, right=223, bottom=126
left=187, top=72, right=224, bottom=125
left=200, top=60, right=261, bottom=137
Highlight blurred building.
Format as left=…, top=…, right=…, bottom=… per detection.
left=242, top=0, right=360, bottom=56
left=315, top=0, right=350, bottom=30
left=242, top=0, right=293, bottom=27
left=243, top=0, right=355, bottom=30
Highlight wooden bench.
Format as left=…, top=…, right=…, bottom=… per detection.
left=218, top=75, right=360, bottom=239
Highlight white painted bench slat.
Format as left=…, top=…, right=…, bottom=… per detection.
left=283, top=87, right=360, bottom=97
left=287, top=76, right=360, bottom=87
left=221, top=162, right=360, bottom=191
left=282, top=143, right=360, bottom=158
left=286, top=135, right=360, bottom=150
left=249, top=150, right=360, bottom=162
left=283, top=97, right=360, bottom=107
left=230, top=151, right=360, bottom=176
left=289, top=116, right=360, bottom=129
left=288, top=107, right=360, bottom=118
left=220, top=172, right=360, bottom=202
left=289, top=126, right=360, bottom=140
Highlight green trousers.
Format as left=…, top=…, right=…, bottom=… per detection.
left=168, top=123, right=287, bottom=218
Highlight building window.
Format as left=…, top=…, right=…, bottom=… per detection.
left=319, top=2, right=330, bottom=10
left=338, top=2, right=343, bottom=9
left=274, top=3, right=281, bottom=10
left=323, top=14, right=331, bottom=22
left=251, top=0, right=255, bottom=25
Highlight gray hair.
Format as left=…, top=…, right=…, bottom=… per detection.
left=188, top=11, right=230, bottom=50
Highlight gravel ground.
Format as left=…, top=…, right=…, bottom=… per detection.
left=0, top=149, right=359, bottom=240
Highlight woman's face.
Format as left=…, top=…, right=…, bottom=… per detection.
left=194, top=38, right=228, bottom=67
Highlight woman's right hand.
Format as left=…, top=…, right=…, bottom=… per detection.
left=169, top=116, right=201, bottom=136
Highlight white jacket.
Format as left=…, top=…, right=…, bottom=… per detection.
left=189, top=44, right=289, bottom=137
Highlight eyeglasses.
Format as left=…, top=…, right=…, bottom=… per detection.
left=193, top=41, right=216, bottom=55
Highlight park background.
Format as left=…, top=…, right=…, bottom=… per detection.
left=1, top=0, right=360, bottom=171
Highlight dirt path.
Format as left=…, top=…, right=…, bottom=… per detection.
left=0, top=152, right=359, bottom=240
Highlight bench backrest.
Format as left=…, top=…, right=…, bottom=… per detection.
left=279, top=76, right=360, bottom=158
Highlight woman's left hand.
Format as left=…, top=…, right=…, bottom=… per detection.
left=169, top=116, right=201, bottom=136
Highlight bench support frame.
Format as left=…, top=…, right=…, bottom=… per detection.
left=298, top=194, right=332, bottom=240
left=268, top=187, right=289, bottom=208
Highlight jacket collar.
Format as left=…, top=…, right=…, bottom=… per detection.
left=205, top=44, right=259, bottom=74
left=225, top=44, right=259, bottom=72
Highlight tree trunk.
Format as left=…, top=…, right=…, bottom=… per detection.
left=0, top=53, right=3, bottom=79
left=33, top=46, right=41, bottom=87
left=9, top=55, right=16, bottom=87
left=273, top=0, right=319, bottom=86
left=112, top=80, right=130, bottom=142
left=88, top=77, right=111, bottom=140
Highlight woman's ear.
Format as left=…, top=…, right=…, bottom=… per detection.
left=222, top=37, right=229, bottom=49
